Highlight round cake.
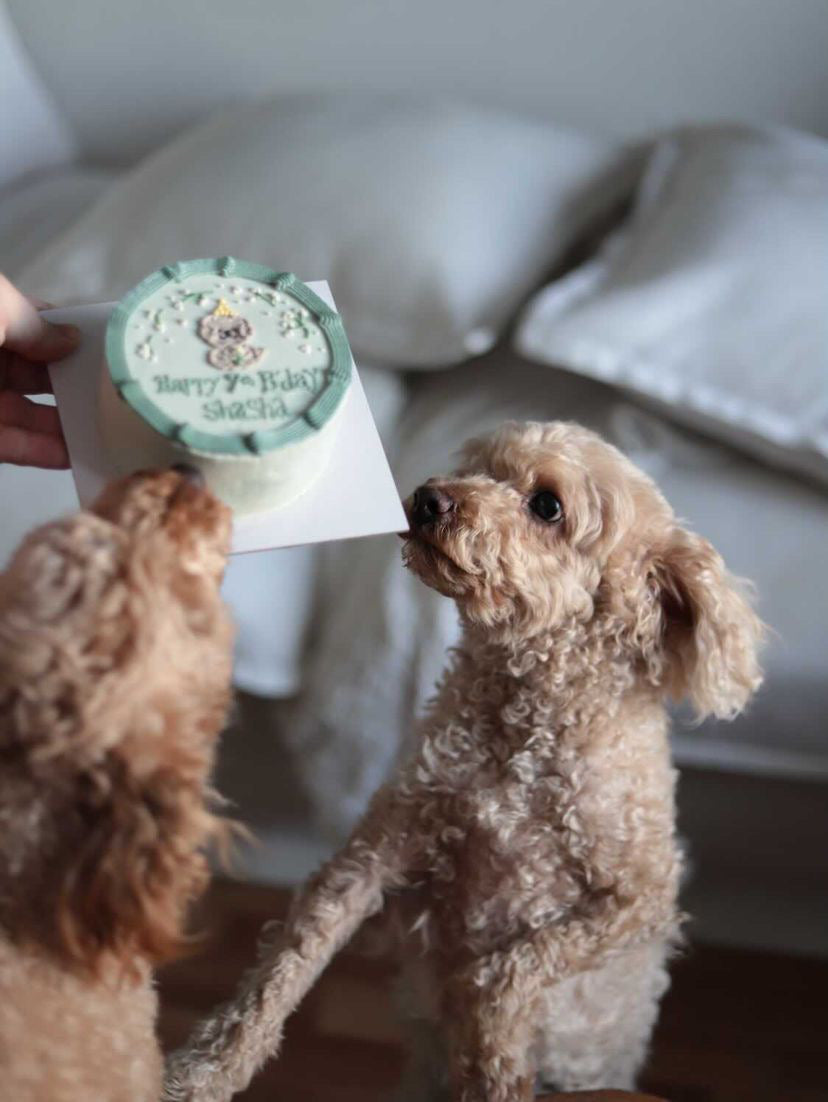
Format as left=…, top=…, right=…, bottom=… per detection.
left=99, top=258, right=353, bottom=514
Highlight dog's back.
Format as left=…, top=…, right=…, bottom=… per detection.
left=0, top=940, right=162, bottom=1102
left=0, top=469, right=234, bottom=1101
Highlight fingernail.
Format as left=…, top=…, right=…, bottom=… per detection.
left=47, top=321, right=81, bottom=352
left=55, top=323, right=81, bottom=346
left=27, top=295, right=55, bottom=310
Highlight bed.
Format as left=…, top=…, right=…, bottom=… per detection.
left=1, top=0, right=826, bottom=956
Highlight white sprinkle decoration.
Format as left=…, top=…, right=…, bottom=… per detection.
left=136, top=341, right=153, bottom=360
left=298, top=342, right=312, bottom=354
left=176, top=318, right=187, bottom=326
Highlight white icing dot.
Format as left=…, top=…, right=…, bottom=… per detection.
left=173, top=301, right=184, bottom=311
left=298, top=342, right=312, bottom=354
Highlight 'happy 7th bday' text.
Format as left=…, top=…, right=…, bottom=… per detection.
left=151, top=366, right=326, bottom=422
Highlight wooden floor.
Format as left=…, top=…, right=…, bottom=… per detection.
left=157, top=879, right=828, bottom=1102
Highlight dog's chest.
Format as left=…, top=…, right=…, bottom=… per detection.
left=407, top=718, right=599, bottom=950
left=402, top=664, right=674, bottom=953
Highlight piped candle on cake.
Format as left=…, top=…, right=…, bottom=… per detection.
left=99, top=258, right=353, bottom=514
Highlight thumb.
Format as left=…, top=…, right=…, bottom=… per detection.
left=0, top=274, right=80, bottom=362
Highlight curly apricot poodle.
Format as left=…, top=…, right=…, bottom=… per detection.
left=0, top=468, right=234, bottom=1102
left=165, top=422, right=763, bottom=1102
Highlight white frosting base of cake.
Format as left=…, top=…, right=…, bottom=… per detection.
left=98, top=364, right=345, bottom=515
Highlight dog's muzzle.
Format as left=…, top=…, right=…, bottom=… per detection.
left=409, top=485, right=456, bottom=529
left=170, top=463, right=206, bottom=488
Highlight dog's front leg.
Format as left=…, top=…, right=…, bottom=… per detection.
left=446, top=892, right=677, bottom=1100
left=442, top=971, right=537, bottom=1102
left=475, top=891, right=676, bottom=1002
left=163, top=788, right=413, bottom=1102
left=528, top=890, right=678, bottom=992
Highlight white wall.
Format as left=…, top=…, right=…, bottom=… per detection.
left=7, top=0, right=828, bottom=164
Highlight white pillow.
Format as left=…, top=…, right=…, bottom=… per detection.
left=0, top=165, right=114, bottom=280
left=516, top=125, right=828, bottom=485
left=17, top=95, right=631, bottom=367
left=0, top=1, right=75, bottom=189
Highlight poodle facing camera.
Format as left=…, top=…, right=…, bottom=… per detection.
left=0, top=468, right=235, bottom=1102
left=166, top=421, right=763, bottom=1102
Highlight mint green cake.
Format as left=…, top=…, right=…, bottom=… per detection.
left=99, top=258, right=353, bottom=513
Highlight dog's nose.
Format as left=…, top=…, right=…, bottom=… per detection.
left=170, top=463, right=205, bottom=488
left=410, top=485, right=455, bottom=527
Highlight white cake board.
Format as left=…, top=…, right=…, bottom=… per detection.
left=45, top=282, right=406, bottom=555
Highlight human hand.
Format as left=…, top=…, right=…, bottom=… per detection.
left=0, top=273, right=80, bottom=467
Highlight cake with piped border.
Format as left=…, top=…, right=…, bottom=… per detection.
left=99, top=258, right=352, bottom=513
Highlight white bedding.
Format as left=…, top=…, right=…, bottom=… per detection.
left=0, top=165, right=115, bottom=279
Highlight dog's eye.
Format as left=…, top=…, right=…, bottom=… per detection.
left=529, top=491, right=563, bottom=523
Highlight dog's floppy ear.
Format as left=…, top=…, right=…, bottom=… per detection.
left=57, top=752, right=218, bottom=976
left=639, top=526, right=764, bottom=720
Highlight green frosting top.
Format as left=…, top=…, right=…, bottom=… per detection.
left=105, top=258, right=352, bottom=456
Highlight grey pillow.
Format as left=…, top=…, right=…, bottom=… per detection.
left=19, top=95, right=632, bottom=367
left=517, top=124, right=828, bottom=485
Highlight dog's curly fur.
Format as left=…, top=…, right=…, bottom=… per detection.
left=0, top=469, right=234, bottom=1102
left=164, top=421, right=763, bottom=1102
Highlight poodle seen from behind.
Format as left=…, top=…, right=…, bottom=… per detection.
left=163, top=420, right=764, bottom=1102
left=0, top=467, right=234, bottom=1102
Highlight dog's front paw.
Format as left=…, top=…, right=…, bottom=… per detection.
left=161, top=1051, right=191, bottom=1101
left=162, top=1050, right=212, bottom=1102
